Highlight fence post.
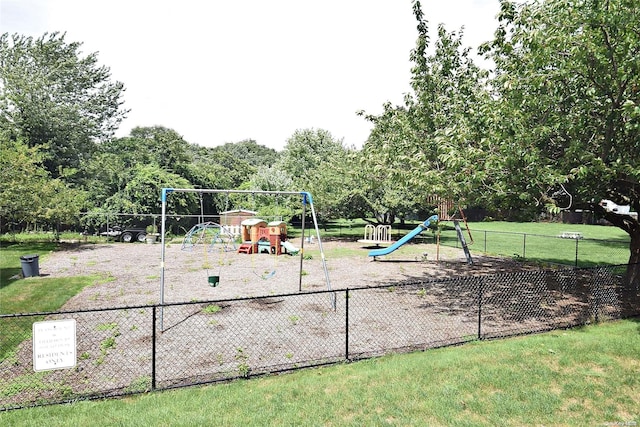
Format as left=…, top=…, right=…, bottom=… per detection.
left=592, top=268, right=601, bottom=323
left=152, top=306, right=157, bottom=390
left=477, top=278, right=483, bottom=340
left=523, top=233, right=527, bottom=260
left=575, top=238, right=579, bottom=267
left=345, top=289, right=350, bottom=361
left=484, top=231, right=487, bottom=254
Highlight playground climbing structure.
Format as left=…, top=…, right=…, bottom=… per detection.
left=181, top=222, right=238, bottom=252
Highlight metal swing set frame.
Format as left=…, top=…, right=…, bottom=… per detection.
left=158, top=188, right=333, bottom=330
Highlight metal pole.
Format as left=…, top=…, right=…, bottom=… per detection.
left=159, top=188, right=170, bottom=332
left=298, top=197, right=307, bottom=292
left=151, top=306, right=157, bottom=390
left=477, top=278, right=483, bottom=340
left=304, top=193, right=333, bottom=294
left=345, top=289, right=350, bottom=360
left=484, top=231, right=487, bottom=253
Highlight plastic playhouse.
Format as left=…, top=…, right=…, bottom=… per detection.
left=237, top=219, right=298, bottom=255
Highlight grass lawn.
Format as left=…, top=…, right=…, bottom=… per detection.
left=1, top=319, right=638, bottom=426
left=0, top=242, right=103, bottom=359
left=464, top=220, right=630, bottom=240
left=1, top=236, right=638, bottom=425
left=436, top=221, right=631, bottom=266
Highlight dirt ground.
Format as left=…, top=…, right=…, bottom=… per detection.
left=4, top=239, right=608, bottom=408
left=41, top=239, right=530, bottom=310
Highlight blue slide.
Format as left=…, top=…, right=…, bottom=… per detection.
left=368, top=215, right=438, bottom=258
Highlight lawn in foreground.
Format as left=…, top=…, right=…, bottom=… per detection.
left=1, top=319, right=638, bottom=426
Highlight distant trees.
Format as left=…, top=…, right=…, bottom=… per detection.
left=0, top=32, right=128, bottom=181
left=0, top=134, right=85, bottom=233
left=211, top=139, right=279, bottom=169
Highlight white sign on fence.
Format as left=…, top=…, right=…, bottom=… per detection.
left=32, top=319, right=76, bottom=372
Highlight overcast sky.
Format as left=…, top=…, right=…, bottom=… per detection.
left=1, top=0, right=501, bottom=150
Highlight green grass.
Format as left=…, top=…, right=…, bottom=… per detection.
left=0, top=242, right=102, bottom=360
left=437, top=221, right=631, bottom=266
left=0, top=242, right=58, bottom=288
left=0, top=273, right=101, bottom=361
left=1, top=233, right=638, bottom=424
left=464, top=220, right=630, bottom=240
left=0, top=319, right=637, bottom=426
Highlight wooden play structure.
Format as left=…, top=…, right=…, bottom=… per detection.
left=237, top=218, right=298, bottom=255
left=432, top=200, right=474, bottom=266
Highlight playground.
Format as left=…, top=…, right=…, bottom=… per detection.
left=8, top=190, right=630, bottom=409
left=3, top=224, right=633, bottom=409
left=53, top=188, right=490, bottom=310
left=45, top=238, right=520, bottom=312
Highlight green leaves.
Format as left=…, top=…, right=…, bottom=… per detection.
left=476, top=0, right=640, bottom=230
left=0, top=32, right=128, bottom=182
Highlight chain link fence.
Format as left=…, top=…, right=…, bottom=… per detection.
left=1, top=264, right=638, bottom=410
left=438, top=228, right=631, bottom=267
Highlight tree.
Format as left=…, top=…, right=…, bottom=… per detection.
left=243, top=166, right=296, bottom=219
left=273, top=128, right=360, bottom=222
left=127, top=126, right=191, bottom=171
left=359, top=2, right=491, bottom=222
left=103, top=163, right=197, bottom=216
left=210, top=139, right=279, bottom=168
left=277, top=128, right=345, bottom=189
left=472, top=0, right=639, bottom=287
left=0, top=134, right=86, bottom=234
left=0, top=32, right=128, bottom=181
left=0, top=136, right=49, bottom=231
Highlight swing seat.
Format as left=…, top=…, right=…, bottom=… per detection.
left=208, top=275, right=220, bottom=287
left=255, top=270, right=276, bottom=280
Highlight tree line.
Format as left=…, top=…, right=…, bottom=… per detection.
left=1, top=0, right=639, bottom=281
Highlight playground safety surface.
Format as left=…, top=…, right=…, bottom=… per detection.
left=43, top=240, right=534, bottom=311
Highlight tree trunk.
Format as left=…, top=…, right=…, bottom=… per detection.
left=596, top=205, right=639, bottom=292
left=626, top=229, right=640, bottom=292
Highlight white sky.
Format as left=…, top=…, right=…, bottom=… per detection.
left=0, top=0, right=500, bottom=150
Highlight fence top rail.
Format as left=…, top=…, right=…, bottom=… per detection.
left=0, top=302, right=154, bottom=319
left=463, top=228, right=630, bottom=243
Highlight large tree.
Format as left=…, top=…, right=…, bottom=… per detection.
left=476, top=0, right=640, bottom=287
left=359, top=4, right=491, bottom=222
left=0, top=32, right=128, bottom=181
left=275, top=128, right=355, bottom=221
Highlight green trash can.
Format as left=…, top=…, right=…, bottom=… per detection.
left=20, top=254, right=40, bottom=278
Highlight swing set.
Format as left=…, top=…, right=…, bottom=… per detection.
left=158, top=188, right=333, bottom=329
